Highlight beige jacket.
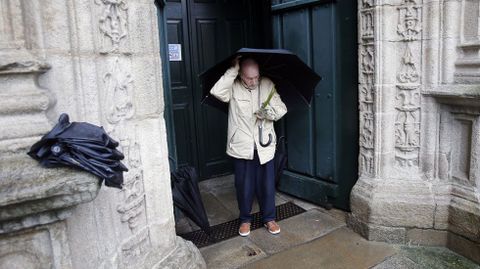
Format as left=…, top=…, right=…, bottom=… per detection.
left=210, top=66, right=287, bottom=164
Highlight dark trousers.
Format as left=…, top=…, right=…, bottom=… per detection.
left=233, top=150, right=276, bottom=224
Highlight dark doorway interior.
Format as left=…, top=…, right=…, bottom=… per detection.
left=156, top=0, right=358, bottom=211
left=160, top=0, right=271, bottom=180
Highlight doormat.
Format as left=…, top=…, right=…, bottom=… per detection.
left=179, top=201, right=306, bottom=248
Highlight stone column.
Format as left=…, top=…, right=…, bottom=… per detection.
left=350, top=0, right=480, bottom=263
left=0, top=1, right=101, bottom=268
left=0, top=0, right=206, bottom=268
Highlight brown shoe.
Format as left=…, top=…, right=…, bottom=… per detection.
left=264, top=221, right=281, bottom=235
left=239, top=222, right=251, bottom=236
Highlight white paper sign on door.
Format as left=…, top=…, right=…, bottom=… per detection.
left=168, top=44, right=182, bottom=61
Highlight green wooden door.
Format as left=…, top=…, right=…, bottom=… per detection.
left=272, top=0, right=358, bottom=210
left=163, top=0, right=269, bottom=180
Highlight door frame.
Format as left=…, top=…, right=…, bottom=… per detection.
left=156, top=0, right=272, bottom=179
left=155, top=0, right=178, bottom=172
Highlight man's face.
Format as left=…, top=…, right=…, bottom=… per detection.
left=240, top=59, right=259, bottom=89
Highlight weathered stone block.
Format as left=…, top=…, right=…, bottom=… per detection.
left=406, top=228, right=448, bottom=246
left=448, top=197, right=480, bottom=244
left=0, top=221, right=73, bottom=269
left=447, top=231, right=480, bottom=264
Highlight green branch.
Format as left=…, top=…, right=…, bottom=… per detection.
left=261, top=86, right=276, bottom=109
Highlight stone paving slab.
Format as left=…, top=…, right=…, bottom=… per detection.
left=199, top=175, right=235, bottom=193
left=248, top=209, right=345, bottom=255
left=372, top=255, right=422, bottom=269
left=210, top=186, right=260, bottom=216
left=214, top=190, right=289, bottom=218
left=201, top=176, right=289, bottom=217
left=200, top=191, right=237, bottom=226
left=243, top=227, right=397, bottom=269
left=200, top=236, right=267, bottom=269
left=275, top=191, right=347, bottom=222
left=399, top=246, right=480, bottom=269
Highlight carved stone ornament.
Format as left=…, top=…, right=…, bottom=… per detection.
left=397, top=44, right=419, bottom=83
left=95, top=0, right=129, bottom=53
left=359, top=43, right=376, bottom=176
left=395, top=85, right=421, bottom=167
left=397, top=4, right=422, bottom=41
left=394, top=0, right=422, bottom=169
left=362, top=0, right=374, bottom=8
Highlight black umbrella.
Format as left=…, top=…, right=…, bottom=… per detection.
left=200, top=48, right=322, bottom=112
left=28, top=113, right=127, bottom=189
left=171, top=166, right=211, bottom=234
left=274, top=136, right=288, bottom=188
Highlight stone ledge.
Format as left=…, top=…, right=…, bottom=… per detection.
left=0, top=59, right=50, bottom=75
left=424, top=85, right=480, bottom=107
left=0, top=155, right=101, bottom=234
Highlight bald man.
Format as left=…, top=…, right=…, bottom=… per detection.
left=210, top=56, right=287, bottom=236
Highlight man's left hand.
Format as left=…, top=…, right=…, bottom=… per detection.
left=255, top=107, right=276, bottom=121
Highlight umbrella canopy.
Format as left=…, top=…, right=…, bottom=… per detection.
left=171, top=166, right=211, bottom=234
left=28, top=113, right=128, bottom=189
left=200, top=48, right=322, bottom=112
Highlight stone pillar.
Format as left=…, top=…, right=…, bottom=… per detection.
left=0, top=1, right=101, bottom=268
left=350, top=0, right=480, bottom=263
left=0, top=0, right=206, bottom=268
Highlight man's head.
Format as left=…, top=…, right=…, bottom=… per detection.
left=240, top=58, right=259, bottom=89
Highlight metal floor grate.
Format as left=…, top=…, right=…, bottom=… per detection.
left=179, top=202, right=306, bottom=248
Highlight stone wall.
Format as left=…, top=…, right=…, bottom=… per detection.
left=350, top=0, right=480, bottom=264
left=0, top=0, right=205, bottom=268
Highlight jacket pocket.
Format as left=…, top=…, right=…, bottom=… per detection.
left=228, top=126, right=239, bottom=149
left=233, top=96, right=251, bottom=117
left=229, top=127, right=252, bottom=157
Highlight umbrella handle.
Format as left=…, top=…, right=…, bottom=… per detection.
left=258, top=125, right=272, bottom=147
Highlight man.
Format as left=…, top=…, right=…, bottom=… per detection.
left=210, top=56, right=287, bottom=236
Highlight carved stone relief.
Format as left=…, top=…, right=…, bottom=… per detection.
left=362, top=0, right=374, bottom=9
left=93, top=0, right=153, bottom=264
left=361, top=9, right=374, bottom=41
left=397, top=44, right=419, bottom=83
left=95, top=0, right=130, bottom=54
left=359, top=0, right=376, bottom=177
left=100, top=56, right=151, bottom=265
left=395, top=0, right=422, bottom=169
left=120, top=227, right=151, bottom=267
left=395, top=85, right=421, bottom=167
left=397, top=4, right=422, bottom=41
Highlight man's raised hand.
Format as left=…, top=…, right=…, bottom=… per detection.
left=232, top=55, right=242, bottom=70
